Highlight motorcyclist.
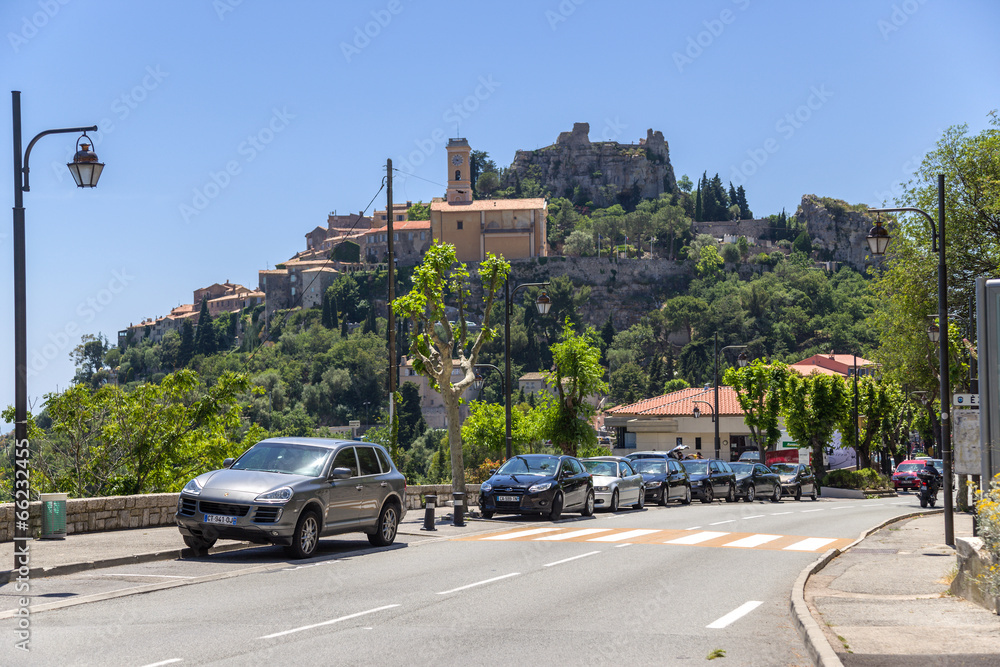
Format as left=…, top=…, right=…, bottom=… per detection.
left=916, top=460, right=941, bottom=498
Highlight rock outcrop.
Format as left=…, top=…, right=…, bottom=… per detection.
left=504, top=123, right=677, bottom=208
left=795, top=195, right=880, bottom=272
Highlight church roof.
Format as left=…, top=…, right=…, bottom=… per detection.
left=431, top=198, right=547, bottom=212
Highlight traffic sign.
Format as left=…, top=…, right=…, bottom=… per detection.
left=952, top=393, right=979, bottom=407
left=349, top=420, right=361, bottom=427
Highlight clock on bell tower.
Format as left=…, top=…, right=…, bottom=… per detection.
left=445, top=137, right=472, bottom=203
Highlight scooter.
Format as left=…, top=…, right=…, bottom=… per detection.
left=916, top=470, right=939, bottom=508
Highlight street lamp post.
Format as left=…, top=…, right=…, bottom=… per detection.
left=867, top=173, right=953, bottom=546
left=504, top=281, right=551, bottom=460
left=712, top=331, right=748, bottom=460
left=11, top=91, right=104, bottom=572
left=473, top=363, right=504, bottom=397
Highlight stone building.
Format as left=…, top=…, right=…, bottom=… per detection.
left=399, top=356, right=478, bottom=430
left=362, top=219, right=431, bottom=264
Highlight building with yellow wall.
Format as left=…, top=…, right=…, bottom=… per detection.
left=430, top=138, right=547, bottom=263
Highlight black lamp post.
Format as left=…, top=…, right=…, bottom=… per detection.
left=711, top=331, right=748, bottom=460
left=11, top=91, right=103, bottom=572
left=473, top=363, right=504, bottom=396
left=504, top=282, right=551, bottom=460
left=867, top=173, right=953, bottom=546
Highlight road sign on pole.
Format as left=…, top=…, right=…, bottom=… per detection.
left=952, top=393, right=979, bottom=407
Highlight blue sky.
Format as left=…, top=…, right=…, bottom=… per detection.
left=2, top=0, right=998, bottom=420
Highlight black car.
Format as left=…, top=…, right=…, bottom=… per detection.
left=632, top=458, right=692, bottom=505
left=730, top=462, right=782, bottom=503
left=479, top=454, right=595, bottom=521
left=770, top=462, right=818, bottom=501
left=680, top=458, right=737, bottom=503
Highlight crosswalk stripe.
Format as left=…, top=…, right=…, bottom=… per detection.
left=725, top=534, right=782, bottom=548
left=535, top=528, right=611, bottom=541
left=665, top=531, right=729, bottom=545
left=587, top=529, right=661, bottom=542
left=482, top=528, right=561, bottom=540
left=783, top=537, right=837, bottom=551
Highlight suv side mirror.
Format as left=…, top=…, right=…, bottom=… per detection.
left=223, top=458, right=234, bottom=469
left=330, top=467, right=352, bottom=480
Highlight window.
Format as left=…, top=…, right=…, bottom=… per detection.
left=291, top=287, right=296, bottom=296
left=393, top=233, right=398, bottom=241
left=396, top=214, right=403, bottom=221
left=331, top=447, right=358, bottom=476
left=356, top=447, right=381, bottom=476
left=621, top=461, right=636, bottom=476
left=420, top=232, right=426, bottom=240
left=381, top=215, right=387, bottom=220
left=289, top=274, right=296, bottom=282
left=695, top=437, right=702, bottom=450
left=457, top=221, right=463, bottom=230
left=455, top=169, right=461, bottom=181
left=375, top=448, right=391, bottom=473
left=408, top=232, right=413, bottom=240
left=676, top=437, right=683, bottom=446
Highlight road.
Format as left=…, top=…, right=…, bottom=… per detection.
left=1, top=494, right=927, bottom=666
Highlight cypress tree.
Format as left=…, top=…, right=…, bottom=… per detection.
left=179, top=319, right=195, bottom=367
left=341, top=316, right=349, bottom=337
left=330, top=296, right=339, bottom=329
left=195, top=298, right=215, bottom=355
left=321, top=291, right=332, bottom=328
left=694, top=175, right=703, bottom=222
left=647, top=354, right=663, bottom=397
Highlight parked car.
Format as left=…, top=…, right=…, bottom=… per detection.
left=176, top=437, right=407, bottom=559
left=625, top=450, right=675, bottom=462
left=632, top=458, right=692, bottom=505
left=892, top=459, right=930, bottom=492
left=770, top=462, right=818, bottom=501
left=479, top=454, right=595, bottom=520
left=737, top=450, right=761, bottom=463
left=680, top=458, right=737, bottom=503
left=730, top=462, right=782, bottom=503
left=929, top=459, right=944, bottom=475
left=581, top=456, right=644, bottom=511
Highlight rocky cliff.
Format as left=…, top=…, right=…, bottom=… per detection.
left=796, top=195, right=880, bottom=272
left=504, top=123, right=677, bottom=208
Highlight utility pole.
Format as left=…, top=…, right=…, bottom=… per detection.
left=387, top=160, right=397, bottom=424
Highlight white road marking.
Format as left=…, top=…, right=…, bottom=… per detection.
left=769, top=511, right=793, bottom=516
left=93, top=573, right=193, bottom=579
left=615, top=543, right=633, bottom=548
left=666, top=531, right=729, bottom=545
left=543, top=551, right=601, bottom=567
left=436, top=573, right=520, bottom=595
left=828, top=506, right=850, bottom=510
left=724, top=534, right=781, bottom=548
left=260, top=604, right=400, bottom=639
left=707, top=600, right=764, bottom=629
left=801, top=509, right=824, bottom=513
left=685, top=526, right=702, bottom=530
left=139, top=660, right=182, bottom=667
left=587, top=529, right=660, bottom=542
left=743, top=515, right=764, bottom=519
left=535, top=528, right=611, bottom=541
left=783, top=537, right=838, bottom=551
left=482, top=528, right=561, bottom=540
left=709, top=520, right=735, bottom=526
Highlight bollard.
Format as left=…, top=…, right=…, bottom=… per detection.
left=421, top=494, right=437, bottom=531
left=453, top=491, right=466, bottom=527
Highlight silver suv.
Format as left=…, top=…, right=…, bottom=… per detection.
left=176, top=437, right=407, bottom=558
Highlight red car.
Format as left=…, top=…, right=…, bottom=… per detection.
left=892, top=460, right=929, bottom=491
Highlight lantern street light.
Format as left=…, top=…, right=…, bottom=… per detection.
left=473, top=363, right=504, bottom=395
left=504, top=282, right=551, bottom=460
left=712, top=332, right=749, bottom=460
left=867, top=173, right=953, bottom=546
left=11, top=91, right=104, bottom=573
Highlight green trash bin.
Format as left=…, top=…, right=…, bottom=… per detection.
left=40, top=492, right=68, bottom=540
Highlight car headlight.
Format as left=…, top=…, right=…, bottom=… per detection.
left=690, top=479, right=703, bottom=486
left=182, top=478, right=203, bottom=496
left=528, top=481, right=553, bottom=494
left=481, top=482, right=492, bottom=493
left=594, top=486, right=610, bottom=492
left=645, top=480, right=662, bottom=487
left=255, top=486, right=294, bottom=504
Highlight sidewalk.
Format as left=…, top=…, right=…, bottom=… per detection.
left=0, top=510, right=505, bottom=584
left=802, top=511, right=1000, bottom=666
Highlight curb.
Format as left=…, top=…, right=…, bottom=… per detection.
left=790, top=509, right=943, bottom=666
left=0, top=540, right=253, bottom=585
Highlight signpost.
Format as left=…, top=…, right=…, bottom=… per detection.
left=953, top=393, right=979, bottom=407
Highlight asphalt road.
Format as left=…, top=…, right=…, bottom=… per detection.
left=1, top=494, right=926, bottom=666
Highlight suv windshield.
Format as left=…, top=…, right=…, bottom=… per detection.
left=681, top=460, right=708, bottom=475
left=730, top=463, right=754, bottom=474
left=232, top=443, right=330, bottom=476
left=769, top=463, right=797, bottom=474
left=634, top=461, right=666, bottom=474
left=497, top=456, right=560, bottom=476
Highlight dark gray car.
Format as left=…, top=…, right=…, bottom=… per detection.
left=176, top=437, right=407, bottom=558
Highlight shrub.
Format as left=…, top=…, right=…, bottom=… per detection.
left=467, top=458, right=504, bottom=485
left=973, top=475, right=1000, bottom=597
left=822, top=467, right=889, bottom=490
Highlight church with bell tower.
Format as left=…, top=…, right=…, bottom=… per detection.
left=431, top=137, right=548, bottom=263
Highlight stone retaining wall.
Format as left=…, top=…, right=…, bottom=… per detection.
left=951, top=536, right=1000, bottom=614
left=0, top=485, right=483, bottom=542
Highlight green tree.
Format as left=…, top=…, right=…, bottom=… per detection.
left=406, top=201, right=431, bottom=220
left=663, top=377, right=690, bottom=394
left=724, top=360, right=789, bottom=463
left=783, top=372, right=849, bottom=480
left=677, top=174, right=693, bottom=193
left=397, top=381, right=426, bottom=448
left=195, top=299, right=217, bottom=356
left=562, top=229, right=595, bottom=257
left=476, top=171, right=501, bottom=198
left=393, top=241, right=509, bottom=491
left=469, top=150, right=498, bottom=192
left=178, top=320, right=195, bottom=368
left=610, top=361, right=647, bottom=405
left=71, top=334, right=111, bottom=387
left=536, top=321, right=608, bottom=455
left=695, top=244, right=725, bottom=279
left=461, top=400, right=535, bottom=468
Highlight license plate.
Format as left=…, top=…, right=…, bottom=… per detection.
left=204, top=514, right=237, bottom=525
left=497, top=495, right=519, bottom=503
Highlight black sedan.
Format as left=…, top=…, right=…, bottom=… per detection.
left=680, top=458, right=737, bottom=503
left=632, top=458, right=692, bottom=505
left=479, top=454, right=595, bottom=520
left=730, top=462, right=782, bottom=503
left=770, top=462, right=818, bottom=501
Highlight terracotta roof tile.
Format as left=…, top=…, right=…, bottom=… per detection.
left=605, top=386, right=744, bottom=417
left=431, top=198, right=547, bottom=212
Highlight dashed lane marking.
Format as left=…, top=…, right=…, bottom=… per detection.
left=666, top=531, right=730, bottom=545
left=535, top=528, right=611, bottom=541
